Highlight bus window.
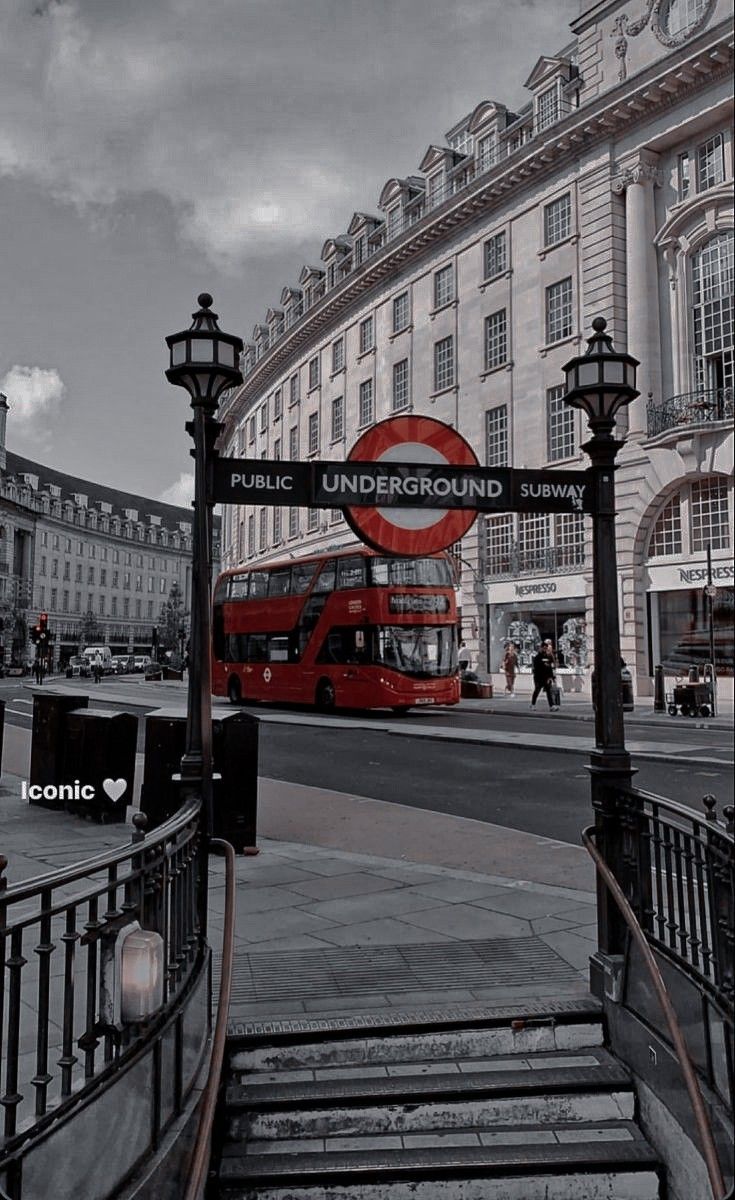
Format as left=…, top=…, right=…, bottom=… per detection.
left=230, top=574, right=249, bottom=599
left=369, top=557, right=453, bottom=587
left=268, top=635, right=290, bottom=662
left=268, top=568, right=291, bottom=597
left=313, top=559, right=337, bottom=593
left=249, top=572, right=268, bottom=599
left=292, top=561, right=318, bottom=594
left=247, top=633, right=268, bottom=661
left=213, top=577, right=230, bottom=604
left=337, top=557, right=366, bottom=589
left=316, top=626, right=368, bottom=665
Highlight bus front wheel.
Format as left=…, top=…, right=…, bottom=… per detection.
left=316, top=679, right=336, bottom=713
left=227, top=676, right=243, bottom=705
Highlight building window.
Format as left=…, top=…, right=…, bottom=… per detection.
left=484, top=309, right=507, bottom=370
left=518, top=513, right=549, bottom=570
left=545, top=277, right=573, bottom=344
left=485, top=405, right=508, bottom=467
left=74, top=591, right=80, bottom=612
left=544, top=193, right=571, bottom=247
left=62, top=590, right=69, bottom=613
left=434, top=336, right=455, bottom=391
left=308, top=356, right=320, bottom=389
left=485, top=514, right=513, bottom=575
left=123, top=598, right=129, bottom=618
left=690, top=477, right=730, bottom=552
left=273, top=508, right=282, bottom=544
left=247, top=515, right=255, bottom=556
left=536, top=84, right=559, bottom=132
left=332, top=338, right=344, bottom=373
left=308, top=412, right=319, bottom=455
left=259, top=403, right=268, bottom=432
left=359, top=316, right=374, bottom=355
left=100, top=568, right=107, bottom=586
left=147, top=600, right=154, bottom=618
left=427, top=172, right=443, bottom=208
left=111, top=596, right=117, bottom=617
left=477, top=134, right=496, bottom=173
left=554, top=513, right=585, bottom=568
left=288, top=507, right=299, bottom=539
left=272, top=436, right=281, bottom=460
left=331, top=396, right=344, bottom=442
left=483, top=231, right=506, bottom=280
left=677, top=152, right=690, bottom=203
left=392, top=359, right=409, bottom=410
left=289, top=425, right=299, bottom=460
left=547, top=384, right=576, bottom=461
left=258, top=509, right=267, bottom=551
left=696, top=132, right=725, bottom=193
left=274, top=388, right=282, bottom=419
left=393, top=292, right=409, bottom=333
left=359, top=379, right=374, bottom=427
left=649, top=494, right=683, bottom=557
left=433, top=264, right=454, bottom=309
left=691, top=231, right=734, bottom=394
left=307, top=508, right=319, bottom=533
left=289, top=374, right=299, bottom=406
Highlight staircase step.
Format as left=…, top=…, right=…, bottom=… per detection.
left=218, top=1138, right=661, bottom=1199
left=231, top=1020, right=603, bottom=1076
left=227, top=1048, right=630, bottom=1112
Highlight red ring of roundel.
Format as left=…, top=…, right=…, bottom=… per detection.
left=343, top=415, right=479, bottom=556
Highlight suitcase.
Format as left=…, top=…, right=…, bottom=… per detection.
left=549, top=683, right=561, bottom=708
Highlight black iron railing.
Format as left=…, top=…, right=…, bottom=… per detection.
left=647, top=389, right=734, bottom=438
left=0, top=801, right=204, bottom=1176
left=484, top=541, right=586, bottom=580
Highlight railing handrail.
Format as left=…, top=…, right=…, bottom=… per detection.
left=616, top=783, right=734, bottom=844
left=2, top=799, right=201, bottom=906
left=583, top=825, right=726, bottom=1200
left=184, top=838, right=237, bottom=1200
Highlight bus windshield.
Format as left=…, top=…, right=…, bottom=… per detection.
left=369, top=557, right=455, bottom=587
left=374, top=625, right=456, bottom=678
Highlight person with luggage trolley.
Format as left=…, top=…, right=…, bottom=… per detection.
left=531, top=640, right=560, bottom=711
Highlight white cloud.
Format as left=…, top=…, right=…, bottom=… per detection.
left=0, top=0, right=575, bottom=270
left=0, top=364, right=66, bottom=451
left=159, top=471, right=194, bottom=508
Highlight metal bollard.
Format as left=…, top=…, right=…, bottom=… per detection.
left=29, top=692, right=89, bottom=805
left=653, top=664, right=666, bottom=713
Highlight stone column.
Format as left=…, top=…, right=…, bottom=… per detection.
left=613, top=152, right=663, bottom=437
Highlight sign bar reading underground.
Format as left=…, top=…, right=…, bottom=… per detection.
left=212, top=415, right=596, bottom=556
left=211, top=459, right=594, bottom=513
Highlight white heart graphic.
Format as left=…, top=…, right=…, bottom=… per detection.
left=102, top=778, right=127, bottom=803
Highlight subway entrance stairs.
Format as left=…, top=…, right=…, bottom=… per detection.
left=215, top=998, right=663, bottom=1200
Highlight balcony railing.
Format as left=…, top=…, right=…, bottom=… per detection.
left=647, top=389, right=734, bottom=438
left=484, top=541, right=585, bottom=580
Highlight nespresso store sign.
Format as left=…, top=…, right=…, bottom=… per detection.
left=647, top=560, right=734, bottom=591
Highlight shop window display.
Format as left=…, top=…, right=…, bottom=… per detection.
left=657, top=586, right=733, bottom=676
left=489, top=597, right=589, bottom=683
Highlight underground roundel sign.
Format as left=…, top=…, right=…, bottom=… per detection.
left=343, top=415, right=479, bottom=556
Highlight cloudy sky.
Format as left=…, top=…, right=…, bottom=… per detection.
left=0, top=0, right=577, bottom=506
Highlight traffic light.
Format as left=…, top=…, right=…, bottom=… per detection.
left=30, top=625, right=41, bottom=645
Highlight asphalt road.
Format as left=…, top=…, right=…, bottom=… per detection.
left=6, top=676, right=731, bottom=848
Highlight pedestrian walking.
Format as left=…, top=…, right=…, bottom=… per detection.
left=458, top=640, right=472, bottom=674
left=501, top=641, right=518, bottom=696
left=93, top=652, right=102, bottom=685
left=34, top=657, right=43, bottom=685
left=531, top=640, right=558, bottom=710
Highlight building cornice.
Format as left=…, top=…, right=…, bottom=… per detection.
left=221, top=21, right=733, bottom=445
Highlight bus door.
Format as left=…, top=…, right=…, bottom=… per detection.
left=294, top=558, right=337, bottom=699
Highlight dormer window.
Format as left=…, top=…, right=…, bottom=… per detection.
left=386, top=206, right=401, bottom=240
left=477, top=134, right=497, bottom=173
left=354, top=235, right=366, bottom=266
left=326, top=263, right=336, bottom=289
left=536, top=84, right=559, bottom=133
left=449, top=130, right=473, bottom=156
left=427, top=173, right=443, bottom=209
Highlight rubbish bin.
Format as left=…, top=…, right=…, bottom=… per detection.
left=62, top=708, right=138, bottom=822
left=30, top=691, right=89, bottom=805
left=620, top=665, right=634, bottom=712
left=140, top=708, right=259, bottom=847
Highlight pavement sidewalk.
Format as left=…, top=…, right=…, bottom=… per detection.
left=0, top=763, right=596, bottom=1025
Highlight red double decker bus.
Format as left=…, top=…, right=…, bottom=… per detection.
left=212, top=548, right=460, bottom=712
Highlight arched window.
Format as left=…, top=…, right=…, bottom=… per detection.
left=647, top=475, right=731, bottom=558
left=691, top=231, right=734, bottom=395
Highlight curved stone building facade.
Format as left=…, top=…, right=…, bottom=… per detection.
left=219, top=0, right=734, bottom=699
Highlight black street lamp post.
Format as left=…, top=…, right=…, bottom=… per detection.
left=165, top=294, right=243, bottom=840
left=562, top=318, right=640, bottom=991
